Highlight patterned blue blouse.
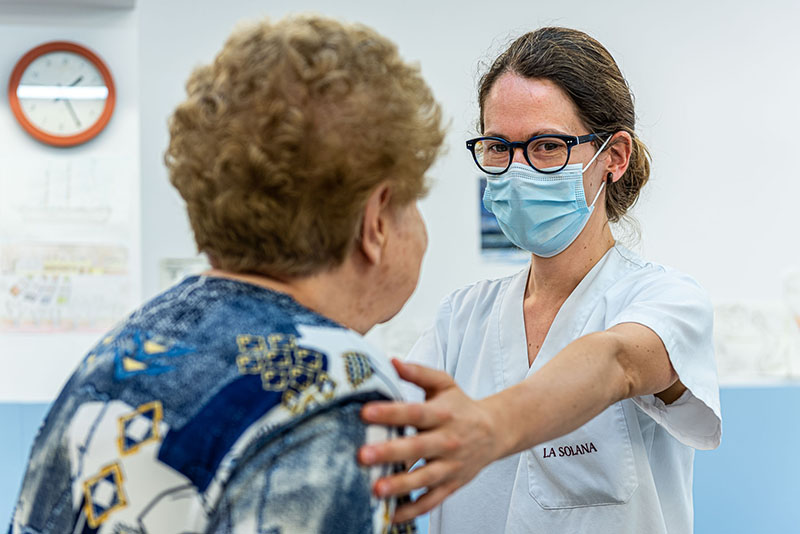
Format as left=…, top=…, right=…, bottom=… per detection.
left=9, top=275, right=415, bottom=534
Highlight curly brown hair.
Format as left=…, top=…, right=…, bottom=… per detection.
left=166, top=14, right=444, bottom=277
left=478, top=27, right=650, bottom=223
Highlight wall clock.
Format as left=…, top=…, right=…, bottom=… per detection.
left=8, top=41, right=116, bottom=147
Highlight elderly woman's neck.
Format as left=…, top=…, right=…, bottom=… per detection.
left=204, top=266, right=375, bottom=335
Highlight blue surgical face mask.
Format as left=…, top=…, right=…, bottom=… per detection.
left=482, top=138, right=610, bottom=257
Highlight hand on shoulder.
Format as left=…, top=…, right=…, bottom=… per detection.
left=358, top=359, right=503, bottom=523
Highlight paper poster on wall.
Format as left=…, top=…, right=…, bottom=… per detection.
left=714, top=270, right=800, bottom=384
left=0, top=156, right=133, bottom=240
left=0, top=155, right=138, bottom=334
left=784, top=270, right=800, bottom=329
left=0, top=243, right=131, bottom=333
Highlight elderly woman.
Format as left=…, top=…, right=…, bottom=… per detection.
left=10, top=15, right=443, bottom=534
left=361, top=27, right=721, bottom=534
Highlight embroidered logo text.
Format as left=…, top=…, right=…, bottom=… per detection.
left=543, top=442, right=598, bottom=458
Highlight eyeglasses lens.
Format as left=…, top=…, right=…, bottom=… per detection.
left=474, top=137, right=570, bottom=173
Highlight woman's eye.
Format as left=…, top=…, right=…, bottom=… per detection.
left=488, top=143, right=508, bottom=153
left=531, top=140, right=565, bottom=154
left=532, top=142, right=560, bottom=152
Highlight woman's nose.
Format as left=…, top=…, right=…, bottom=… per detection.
left=511, top=146, right=528, bottom=165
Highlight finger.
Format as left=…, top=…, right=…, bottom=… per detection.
left=391, top=359, right=454, bottom=395
left=360, top=401, right=444, bottom=429
left=359, top=432, right=446, bottom=466
left=392, top=482, right=458, bottom=524
left=373, top=460, right=453, bottom=498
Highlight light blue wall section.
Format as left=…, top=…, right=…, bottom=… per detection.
left=0, top=403, right=49, bottom=528
left=2, top=387, right=799, bottom=531
left=693, top=386, right=800, bottom=533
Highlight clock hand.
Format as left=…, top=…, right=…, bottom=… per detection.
left=63, top=100, right=82, bottom=128
left=52, top=77, right=84, bottom=103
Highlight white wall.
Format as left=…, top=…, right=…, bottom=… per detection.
left=139, top=0, right=800, bottom=357
left=2, top=1, right=797, bottom=400
left=0, top=4, right=139, bottom=401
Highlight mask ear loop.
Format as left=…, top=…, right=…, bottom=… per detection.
left=589, top=180, right=605, bottom=209
left=584, top=133, right=613, bottom=209
left=582, top=134, right=613, bottom=172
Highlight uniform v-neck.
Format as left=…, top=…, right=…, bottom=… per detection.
left=497, top=246, right=622, bottom=387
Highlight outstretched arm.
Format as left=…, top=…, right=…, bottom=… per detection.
left=359, top=322, right=682, bottom=523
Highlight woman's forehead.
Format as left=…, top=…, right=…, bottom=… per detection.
left=482, top=72, right=584, bottom=138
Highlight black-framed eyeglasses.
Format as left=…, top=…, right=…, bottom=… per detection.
left=466, top=133, right=609, bottom=175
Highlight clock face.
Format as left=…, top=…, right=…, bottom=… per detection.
left=17, top=51, right=109, bottom=137
left=9, top=42, right=115, bottom=147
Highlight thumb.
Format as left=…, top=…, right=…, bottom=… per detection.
left=392, top=359, right=454, bottom=396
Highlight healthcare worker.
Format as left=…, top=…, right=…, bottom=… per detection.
left=359, top=26, right=721, bottom=534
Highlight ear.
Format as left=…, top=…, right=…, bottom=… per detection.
left=603, top=131, right=632, bottom=183
left=358, top=182, right=393, bottom=266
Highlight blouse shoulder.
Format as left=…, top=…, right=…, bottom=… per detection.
left=608, top=245, right=711, bottom=308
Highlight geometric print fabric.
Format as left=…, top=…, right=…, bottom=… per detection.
left=118, top=401, right=163, bottom=456
left=82, top=463, right=127, bottom=528
left=10, top=277, right=408, bottom=534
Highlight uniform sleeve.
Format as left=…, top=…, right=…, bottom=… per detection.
left=205, top=401, right=416, bottom=534
left=401, top=296, right=452, bottom=404
left=608, top=269, right=722, bottom=450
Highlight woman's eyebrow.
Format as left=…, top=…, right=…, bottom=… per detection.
left=482, top=128, right=570, bottom=139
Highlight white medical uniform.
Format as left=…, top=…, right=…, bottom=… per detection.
left=405, top=244, right=721, bottom=534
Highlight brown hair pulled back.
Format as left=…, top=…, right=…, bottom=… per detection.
left=478, top=27, right=650, bottom=222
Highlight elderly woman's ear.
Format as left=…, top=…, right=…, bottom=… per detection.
left=358, top=183, right=393, bottom=266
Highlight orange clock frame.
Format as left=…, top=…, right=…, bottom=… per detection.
left=8, top=41, right=116, bottom=147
